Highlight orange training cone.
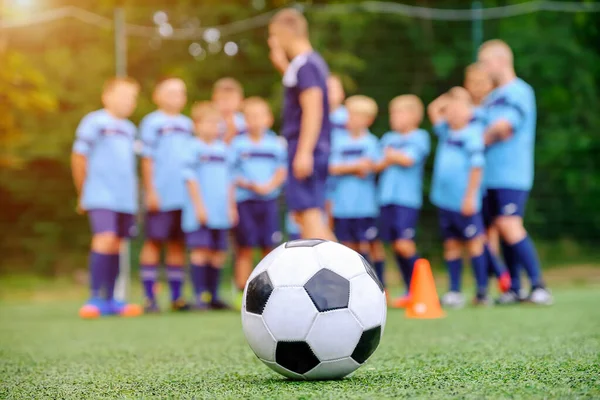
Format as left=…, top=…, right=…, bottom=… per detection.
left=405, top=258, right=446, bottom=319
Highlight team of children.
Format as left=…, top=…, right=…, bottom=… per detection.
left=72, top=37, right=552, bottom=319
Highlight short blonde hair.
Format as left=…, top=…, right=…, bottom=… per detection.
left=191, top=101, right=219, bottom=122
left=103, top=77, right=139, bottom=94
left=213, top=77, right=244, bottom=97
left=270, top=8, right=308, bottom=37
left=479, top=39, right=513, bottom=63
left=242, top=96, right=272, bottom=114
left=345, top=95, right=378, bottom=118
left=448, top=86, right=473, bottom=104
left=389, top=94, right=424, bottom=122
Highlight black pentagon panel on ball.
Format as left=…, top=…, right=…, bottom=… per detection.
left=285, top=239, right=327, bottom=248
left=304, top=269, right=350, bottom=312
left=275, top=341, right=320, bottom=375
left=245, top=271, right=274, bottom=315
left=351, top=326, right=382, bottom=364
left=360, top=255, right=384, bottom=293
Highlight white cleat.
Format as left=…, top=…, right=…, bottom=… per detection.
left=440, top=291, right=466, bottom=309
left=528, top=287, right=553, bottom=305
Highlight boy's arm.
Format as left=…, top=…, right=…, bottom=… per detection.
left=484, top=120, right=513, bottom=146
left=71, top=114, right=99, bottom=213
left=384, top=149, right=416, bottom=167
left=185, top=178, right=207, bottom=225
left=484, top=93, right=526, bottom=145
left=296, top=87, right=323, bottom=169
left=228, top=183, right=239, bottom=226
left=427, top=93, right=450, bottom=125
left=140, top=118, right=160, bottom=211
left=71, top=153, right=87, bottom=213
left=461, top=167, right=483, bottom=216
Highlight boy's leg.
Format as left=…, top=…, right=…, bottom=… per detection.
left=207, top=229, right=230, bottom=309
left=139, top=211, right=169, bottom=311
left=368, top=240, right=386, bottom=288
left=234, top=201, right=256, bottom=294
left=461, top=213, right=488, bottom=303
left=388, top=206, right=419, bottom=304
left=186, top=228, right=212, bottom=309
left=438, top=208, right=466, bottom=308
left=165, top=210, right=189, bottom=310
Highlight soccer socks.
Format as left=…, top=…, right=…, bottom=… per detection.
left=471, top=253, right=488, bottom=295
left=484, top=244, right=506, bottom=278
left=140, top=264, right=158, bottom=302
left=511, top=236, right=543, bottom=288
left=89, top=251, right=109, bottom=299
left=104, top=254, right=120, bottom=301
left=501, top=240, right=522, bottom=292
left=191, top=263, right=208, bottom=300
left=206, top=264, right=222, bottom=302
left=166, top=265, right=185, bottom=302
left=373, top=260, right=385, bottom=287
left=446, top=258, right=463, bottom=292
left=394, top=254, right=416, bottom=291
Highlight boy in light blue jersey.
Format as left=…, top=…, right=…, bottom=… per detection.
left=183, top=102, right=238, bottom=310
left=139, top=77, right=193, bottom=313
left=71, top=77, right=142, bottom=319
left=376, top=95, right=430, bottom=307
left=213, top=77, right=247, bottom=144
left=429, top=88, right=489, bottom=307
left=479, top=40, right=551, bottom=305
left=329, top=95, right=380, bottom=260
left=231, top=97, right=287, bottom=302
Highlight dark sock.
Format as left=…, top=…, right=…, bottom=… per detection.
left=360, top=253, right=371, bottom=264
left=446, top=258, right=463, bottom=292
left=511, top=236, right=543, bottom=288
left=484, top=244, right=506, bottom=278
left=89, top=251, right=108, bottom=299
left=394, top=253, right=413, bottom=292
left=104, top=254, right=120, bottom=301
left=166, top=265, right=185, bottom=302
left=206, top=264, right=222, bottom=302
left=140, top=264, right=158, bottom=302
left=471, top=253, right=488, bottom=296
left=501, top=240, right=521, bottom=292
left=191, top=263, right=208, bottom=300
left=373, top=260, right=385, bottom=287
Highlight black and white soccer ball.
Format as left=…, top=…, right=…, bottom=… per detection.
left=241, top=239, right=386, bottom=380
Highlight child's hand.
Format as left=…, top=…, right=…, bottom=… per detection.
left=252, top=183, right=272, bottom=196
left=236, top=178, right=252, bottom=190
left=229, top=205, right=239, bottom=226
left=195, top=204, right=208, bottom=226
left=146, top=191, right=160, bottom=212
left=355, top=158, right=373, bottom=178
left=384, top=148, right=399, bottom=164
left=461, top=195, right=477, bottom=216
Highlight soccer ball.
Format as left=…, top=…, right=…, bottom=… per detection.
left=241, top=239, right=387, bottom=380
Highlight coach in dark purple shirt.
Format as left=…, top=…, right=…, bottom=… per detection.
left=269, top=8, right=335, bottom=241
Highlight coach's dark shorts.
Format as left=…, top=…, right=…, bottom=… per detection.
left=334, top=217, right=378, bottom=243
left=378, top=205, right=420, bottom=242
left=185, top=227, right=229, bottom=251
left=235, top=199, right=281, bottom=248
left=486, top=189, right=529, bottom=220
left=285, top=141, right=329, bottom=212
left=145, top=210, right=184, bottom=241
left=88, top=209, right=136, bottom=238
left=437, top=208, right=485, bottom=241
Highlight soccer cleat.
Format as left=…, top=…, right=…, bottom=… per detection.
left=528, top=287, right=553, bottom=305
left=171, top=299, right=191, bottom=312
left=472, top=293, right=492, bottom=306
left=108, top=300, right=143, bottom=317
left=440, top=291, right=466, bottom=309
left=192, top=300, right=210, bottom=311
left=210, top=298, right=233, bottom=311
left=498, top=272, right=512, bottom=293
left=79, top=298, right=108, bottom=319
left=144, top=299, right=161, bottom=314
left=495, top=290, right=521, bottom=305
left=391, top=294, right=411, bottom=309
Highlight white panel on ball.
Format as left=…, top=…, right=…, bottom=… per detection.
left=246, top=243, right=286, bottom=284
left=262, top=360, right=305, bottom=380
left=305, top=309, right=363, bottom=361
left=348, top=273, right=386, bottom=330
left=262, top=287, right=318, bottom=341
left=313, top=242, right=366, bottom=280
left=241, top=313, right=277, bottom=362
left=267, top=247, right=322, bottom=287
left=303, top=357, right=361, bottom=380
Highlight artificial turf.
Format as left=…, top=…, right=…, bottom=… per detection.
left=1, top=288, right=599, bottom=399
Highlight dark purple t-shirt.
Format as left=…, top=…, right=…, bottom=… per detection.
left=281, top=52, right=331, bottom=153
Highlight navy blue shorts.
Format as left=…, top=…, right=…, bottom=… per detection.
left=185, top=227, right=229, bottom=251
left=437, top=208, right=485, bottom=241
left=378, top=205, right=420, bottom=242
left=481, top=191, right=493, bottom=228
left=285, top=141, right=329, bottom=212
left=145, top=210, right=184, bottom=241
left=235, top=199, right=281, bottom=248
left=88, top=209, right=136, bottom=238
left=288, top=233, right=301, bottom=241
left=486, top=189, right=529, bottom=220
left=334, top=217, right=378, bottom=243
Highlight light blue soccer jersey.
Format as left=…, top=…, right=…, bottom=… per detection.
left=482, top=78, right=536, bottom=191
left=378, top=129, right=431, bottom=209
left=140, top=111, right=194, bottom=211
left=231, top=132, right=287, bottom=202
left=330, top=105, right=348, bottom=131
left=329, top=131, right=381, bottom=218
left=182, top=138, right=233, bottom=231
left=72, top=109, right=138, bottom=213
left=219, top=112, right=247, bottom=139
left=430, top=120, right=485, bottom=212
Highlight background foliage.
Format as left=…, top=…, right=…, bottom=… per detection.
left=1, top=0, right=599, bottom=275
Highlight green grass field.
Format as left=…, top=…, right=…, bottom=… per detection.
left=1, top=286, right=599, bottom=399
